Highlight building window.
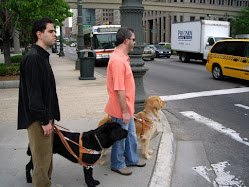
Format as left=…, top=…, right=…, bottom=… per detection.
left=174, top=16, right=177, bottom=23
left=200, top=17, right=205, bottom=20
left=180, top=16, right=183, bottom=22
left=190, top=16, right=195, bottom=21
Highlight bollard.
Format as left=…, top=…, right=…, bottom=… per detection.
left=78, top=50, right=96, bottom=80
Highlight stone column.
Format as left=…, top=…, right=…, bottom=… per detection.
left=166, top=14, right=171, bottom=43
left=13, top=30, right=20, bottom=54
left=120, top=0, right=148, bottom=112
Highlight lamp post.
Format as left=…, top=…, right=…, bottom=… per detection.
left=59, top=25, right=65, bottom=57
left=75, top=0, right=84, bottom=70
left=224, top=12, right=229, bottom=21
left=120, top=0, right=148, bottom=112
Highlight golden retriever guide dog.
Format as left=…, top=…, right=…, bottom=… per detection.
left=97, top=96, right=166, bottom=164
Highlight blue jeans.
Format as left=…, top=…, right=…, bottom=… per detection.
left=111, top=116, right=140, bottom=170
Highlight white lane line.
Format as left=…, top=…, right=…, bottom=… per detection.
left=193, top=161, right=245, bottom=186
left=235, top=104, right=249, bottom=110
left=160, top=87, right=249, bottom=101
left=180, top=111, right=249, bottom=147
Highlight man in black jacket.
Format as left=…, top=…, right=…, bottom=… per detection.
left=18, top=17, right=61, bottom=187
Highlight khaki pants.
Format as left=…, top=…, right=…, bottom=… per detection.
left=27, top=121, right=54, bottom=187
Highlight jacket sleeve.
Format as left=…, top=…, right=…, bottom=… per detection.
left=24, top=55, right=49, bottom=125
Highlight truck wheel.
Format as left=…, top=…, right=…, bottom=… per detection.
left=212, top=65, right=224, bottom=80
left=181, top=53, right=190, bottom=63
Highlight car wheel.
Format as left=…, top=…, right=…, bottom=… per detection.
left=212, top=65, right=224, bottom=80
left=167, top=56, right=170, bottom=58
left=150, top=58, right=154, bottom=60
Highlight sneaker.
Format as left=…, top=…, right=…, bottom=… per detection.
left=127, top=160, right=146, bottom=167
left=111, top=167, right=132, bottom=176
left=51, top=183, right=63, bottom=187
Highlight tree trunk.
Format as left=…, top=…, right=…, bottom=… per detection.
left=3, top=30, right=11, bottom=66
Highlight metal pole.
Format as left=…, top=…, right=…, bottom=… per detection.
left=59, top=25, right=65, bottom=57
left=75, top=0, right=84, bottom=70
left=120, top=0, right=148, bottom=112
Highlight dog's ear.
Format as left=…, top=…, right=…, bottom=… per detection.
left=152, top=96, right=166, bottom=110
left=145, top=96, right=154, bottom=108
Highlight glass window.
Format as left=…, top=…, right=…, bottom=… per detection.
left=208, top=38, right=215, bottom=46
left=226, top=42, right=246, bottom=56
left=211, top=42, right=227, bottom=54
left=92, top=33, right=117, bottom=50
left=243, top=43, right=249, bottom=57
left=211, top=41, right=247, bottom=57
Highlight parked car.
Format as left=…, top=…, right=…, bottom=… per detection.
left=70, top=42, right=77, bottom=47
left=206, top=39, right=249, bottom=80
left=149, top=44, right=171, bottom=58
left=158, top=42, right=171, bottom=49
left=142, top=45, right=156, bottom=61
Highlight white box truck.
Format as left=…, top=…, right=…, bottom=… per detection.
left=171, top=20, right=231, bottom=62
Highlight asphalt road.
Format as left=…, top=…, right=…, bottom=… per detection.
left=64, top=46, right=249, bottom=186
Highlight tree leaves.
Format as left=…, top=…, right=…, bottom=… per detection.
left=231, top=7, right=249, bottom=35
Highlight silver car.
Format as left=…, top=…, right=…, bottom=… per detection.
left=142, top=45, right=156, bottom=61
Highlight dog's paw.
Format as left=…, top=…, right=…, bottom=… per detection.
left=148, top=149, right=154, bottom=154
left=145, top=154, right=153, bottom=160
left=93, top=180, right=100, bottom=185
left=98, top=159, right=107, bottom=165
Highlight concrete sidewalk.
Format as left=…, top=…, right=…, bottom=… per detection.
left=0, top=52, right=175, bottom=187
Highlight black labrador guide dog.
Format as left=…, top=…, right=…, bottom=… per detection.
left=26, top=122, right=128, bottom=187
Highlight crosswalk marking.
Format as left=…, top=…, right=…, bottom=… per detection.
left=160, top=87, right=249, bottom=101
left=180, top=111, right=249, bottom=147
left=193, top=161, right=245, bottom=186
left=235, top=104, right=249, bottom=110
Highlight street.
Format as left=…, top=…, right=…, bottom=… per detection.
left=64, top=46, right=249, bottom=186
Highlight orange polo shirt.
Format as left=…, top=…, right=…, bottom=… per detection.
left=105, top=48, right=135, bottom=118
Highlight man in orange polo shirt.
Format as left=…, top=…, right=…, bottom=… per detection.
left=105, top=27, right=146, bottom=176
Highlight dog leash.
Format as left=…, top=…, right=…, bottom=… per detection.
left=54, top=124, right=103, bottom=169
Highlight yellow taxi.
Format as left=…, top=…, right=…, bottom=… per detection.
left=206, top=39, right=249, bottom=80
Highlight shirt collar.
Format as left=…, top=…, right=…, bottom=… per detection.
left=33, top=44, right=50, bottom=57
left=114, top=48, right=130, bottom=62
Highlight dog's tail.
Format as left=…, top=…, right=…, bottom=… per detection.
left=98, top=115, right=112, bottom=127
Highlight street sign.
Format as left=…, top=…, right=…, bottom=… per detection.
left=83, top=25, right=91, bottom=30
left=151, top=29, right=157, bottom=33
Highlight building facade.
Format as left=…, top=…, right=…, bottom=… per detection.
left=70, top=0, right=247, bottom=44
left=71, top=9, right=96, bottom=35
left=143, top=0, right=248, bottom=44
left=95, top=9, right=114, bottom=25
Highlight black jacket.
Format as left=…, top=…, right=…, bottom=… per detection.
left=18, top=44, right=60, bottom=129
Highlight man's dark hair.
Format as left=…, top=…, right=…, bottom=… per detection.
left=116, top=27, right=134, bottom=46
left=32, top=17, right=54, bottom=43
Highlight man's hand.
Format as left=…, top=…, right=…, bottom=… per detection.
left=122, top=111, right=131, bottom=124
left=42, top=123, right=53, bottom=136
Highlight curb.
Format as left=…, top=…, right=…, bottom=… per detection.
left=149, top=110, right=176, bottom=187
left=0, top=80, right=19, bottom=89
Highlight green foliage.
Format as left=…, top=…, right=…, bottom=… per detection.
left=0, top=63, right=20, bottom=76
left=0, top=0, right=73, bottom=65
left=231, top=7, right=249, bottom=35
left=165, top=44, right=171, bottom=50
left=0, top=66, right=6, bottom=76
left=10, top=55, right=24, bottom=64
